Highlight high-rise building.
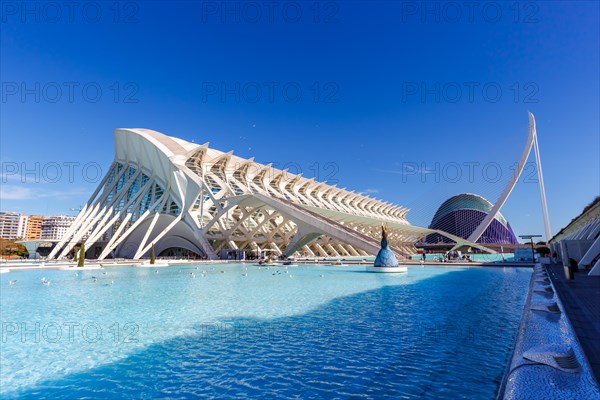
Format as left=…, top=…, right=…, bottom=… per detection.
left=41, top=215, right=76, bottom=240
left=25, top=215, right=43, bottom=240
left=18, top=214, right=29, bottom=239
left=0, top=212, right=25, bottom=240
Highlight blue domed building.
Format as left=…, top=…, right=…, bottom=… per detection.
left=424, top=193, right=519, bottom=245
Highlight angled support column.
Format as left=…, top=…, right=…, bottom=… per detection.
left=532, top=119, right=552, bottom=241
left=134, top=212, right=161, bottom=258
left=284, top=221, right=323, bottom=257
left=464, top=112, right=537, bottom=245
left=97, top=213, right=133, bottom=260
left=579, top=235, right=600, bottom=273
left=135, top=214, right=184, bottom=259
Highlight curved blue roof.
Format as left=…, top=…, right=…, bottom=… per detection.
left=430, top=193, right=509, bottom=228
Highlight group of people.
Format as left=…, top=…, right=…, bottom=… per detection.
left=439, top=250, right=471, bottom=262
left=421, top=249, right=473, bottom=262
left=421, top=250, right=473, bottom=263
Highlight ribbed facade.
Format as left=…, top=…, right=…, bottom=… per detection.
left=425, top=194, right=518, bottom=245
left=48, top=128, right=440, bottom=261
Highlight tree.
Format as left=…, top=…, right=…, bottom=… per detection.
left=0, top=239, right=28, bottom=258
left=78, top=243, right=85, bottom=267
left=536, top=246, right=550, bottom=255
left=150, top=243, right=155, bottom=265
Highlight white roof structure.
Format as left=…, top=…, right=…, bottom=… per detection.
left=549, top=197, right=600, bottom=275
left=48, top=128, right=488, bottom=261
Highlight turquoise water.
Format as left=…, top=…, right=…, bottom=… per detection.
left=411, top=253, right=516, bottom=262
left=1, top=264, right=530, bottom=399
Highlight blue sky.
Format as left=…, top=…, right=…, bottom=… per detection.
left=1, top=1, right=598, bottom=241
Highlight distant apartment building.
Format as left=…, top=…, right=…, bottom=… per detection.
left=41, top=215, right=76, bottom=240
left=0, top=212, right=27, bottom=240
left=25, top=215, right=43, bottom=240
left=19, top=214, right=28, bottom=239
left=1, top=212, right=76, bottom=241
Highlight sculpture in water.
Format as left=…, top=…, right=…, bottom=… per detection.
left=374, top=224, right=399, bottom=267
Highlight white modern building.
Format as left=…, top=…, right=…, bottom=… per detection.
left=0, top=212, right=27, bottom=240
left=18, top=214, right=28, bottom=239
left=48, top=128, right=500, bottom=261
left=41, top=215, right=77, bottom=240
left=550, top=196, right=600, bottom=275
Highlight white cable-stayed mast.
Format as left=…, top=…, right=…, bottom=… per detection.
left=461, top=112, right=552, bottom=244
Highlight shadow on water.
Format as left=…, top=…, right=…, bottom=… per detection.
left=4, top=267, right=531, bottom=399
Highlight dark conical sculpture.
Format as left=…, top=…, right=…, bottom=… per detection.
left=374, top=224, right=399, bottom=267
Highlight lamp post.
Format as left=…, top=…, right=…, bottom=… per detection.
left=519, top=234, right=542, bottom=262
left=69, top=207, right=82, bottom=216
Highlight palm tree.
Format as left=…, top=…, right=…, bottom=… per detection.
left=150, top=243, right=156, bottom=265
left=78, top=243, right=85, bottom=267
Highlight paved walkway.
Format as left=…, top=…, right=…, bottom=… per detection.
left=547, top=262, right=600, bottom=383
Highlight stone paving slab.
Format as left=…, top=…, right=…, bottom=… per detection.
left=547, top=262, right=600, bottom=383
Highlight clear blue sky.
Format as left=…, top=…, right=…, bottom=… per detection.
left=1, top=1, right=598, bottom=242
